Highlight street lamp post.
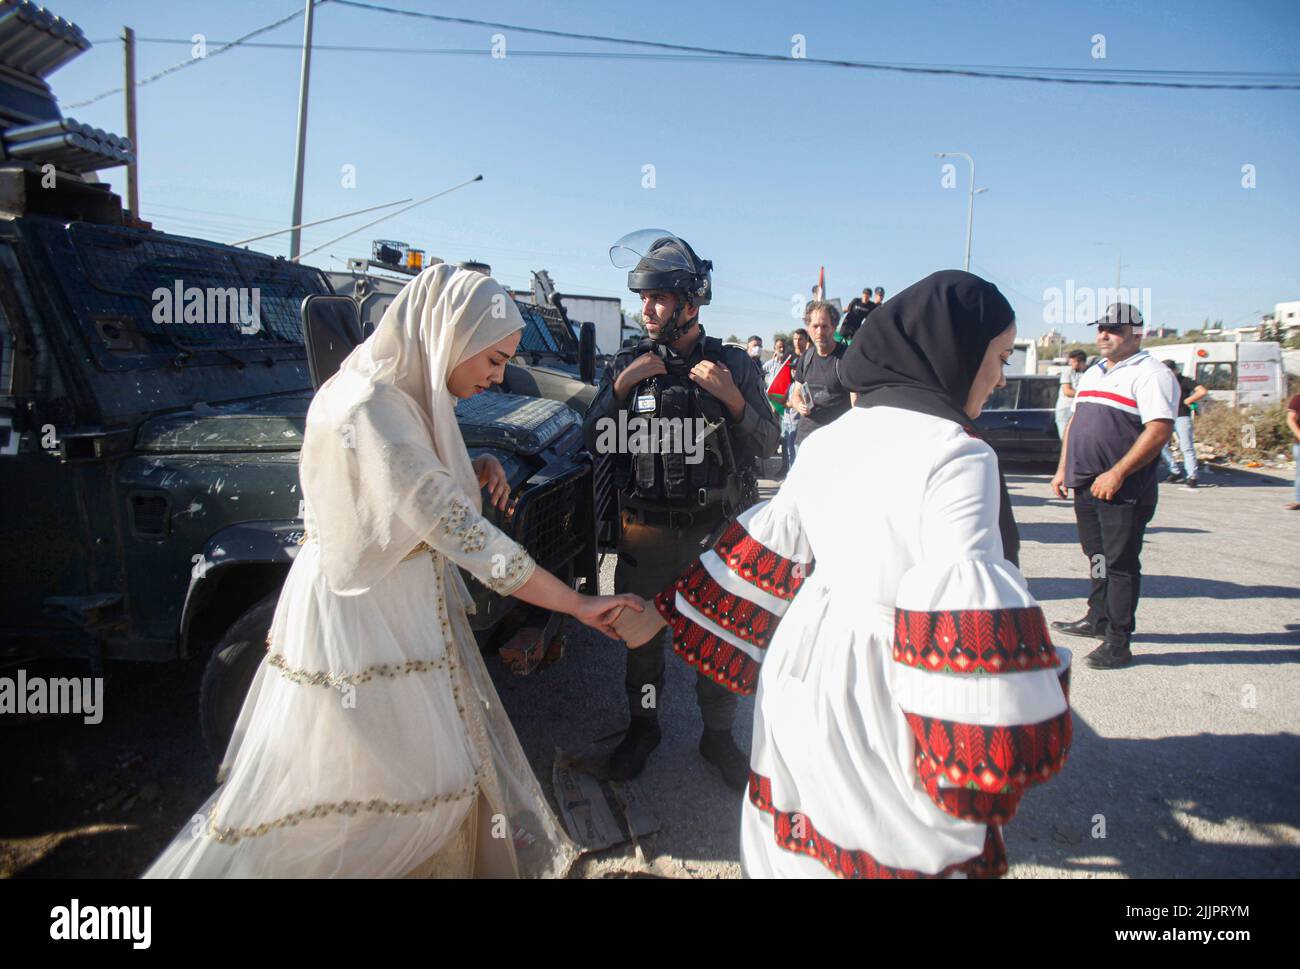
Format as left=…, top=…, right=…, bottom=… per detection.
left=934, top=151, right=986, bottom=272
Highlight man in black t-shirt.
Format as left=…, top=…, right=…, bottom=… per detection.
left=789, top=300, right=852, bottom=447
left=842, top=287, right=875, bottom=336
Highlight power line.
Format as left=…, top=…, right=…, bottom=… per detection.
left=330, top=0, right=1300, bottom=90
left=88, top=35, right=1300, bottom=84
left=66, top=1, right=331, bottom=109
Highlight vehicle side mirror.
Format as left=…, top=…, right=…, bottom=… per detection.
left=579, top=320, right=596, bottom=384
left=301, top=295, right=363, bottom=390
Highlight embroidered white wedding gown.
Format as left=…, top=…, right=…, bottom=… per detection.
left=145, top=264, right=577, bottom=878
left=654, top=406, right=1072, bottom=877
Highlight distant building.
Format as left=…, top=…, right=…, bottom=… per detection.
left=1273, top=300, right=1300, bottom=339
left=1147, top=326, right=1178, bottom=338
left=1037, top=328, right=1065, bottom=351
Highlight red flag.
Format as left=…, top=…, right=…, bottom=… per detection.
left=817, top=266, right=826, bottom=301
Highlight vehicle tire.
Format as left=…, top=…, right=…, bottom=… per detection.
left=199, top=592, right=279, bottom=763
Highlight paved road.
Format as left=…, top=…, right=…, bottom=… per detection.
left=4, top=461, right=1296, bottom=878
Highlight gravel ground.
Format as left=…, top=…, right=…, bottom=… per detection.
left=3, top=460, right=1296, bottom=878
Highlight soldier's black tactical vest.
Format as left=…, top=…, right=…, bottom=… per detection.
left=626, top=336, right=734, bottom=506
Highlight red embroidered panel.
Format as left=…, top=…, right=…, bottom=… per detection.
left=904, top=706, right=1072, bottom=797
left=915, top=757, right=1023, bottom=824
left=712, top=520, right=811, bottom=601
left=656, top=590, right=761, bottom=696
left=670, top=559, right=783, bottom=649
left=894, top=605, right=1059, bottom=675
left=748, top=771, right=1007, bottom=879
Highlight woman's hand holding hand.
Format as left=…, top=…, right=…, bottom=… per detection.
left=573, top=593, right=645, bottom=638
left=610, top=596, right=668, bottom=649
left=472, top=455, right=511, bottom=511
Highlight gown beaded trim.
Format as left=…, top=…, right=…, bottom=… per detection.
left=203, top=767, right=486, bottom=845
left=265, top=645, right=452, bottom=688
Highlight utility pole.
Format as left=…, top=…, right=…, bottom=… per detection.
left=288, top=0, right=315, bottom=260
left=122, top=26, right=139, bottom=217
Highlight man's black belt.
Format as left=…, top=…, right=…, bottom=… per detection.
left=623, top=502, right=727, bottom=530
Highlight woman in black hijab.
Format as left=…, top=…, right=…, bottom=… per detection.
left=613, top=269, right=1070, bottom=879
left=841, top=270, right=1022, bottom=565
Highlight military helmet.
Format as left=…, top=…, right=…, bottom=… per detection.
left=610, top=229, right=712, bottom=306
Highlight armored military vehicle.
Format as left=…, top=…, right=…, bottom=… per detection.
left=328, top=252, right=601, bottom=413
left=0, top=2, right=599, bottom=758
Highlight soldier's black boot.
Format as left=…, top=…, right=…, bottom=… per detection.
left=1086, top=637, right=1133, bottom=670
left=699, top=728, right=749, bottom=792
left=1051, top=617, right=1109, bottom=639
left=607, top=718, right=661, bottom=781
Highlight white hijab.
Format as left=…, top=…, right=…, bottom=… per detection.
left=300, top=264, right=525, bottom=594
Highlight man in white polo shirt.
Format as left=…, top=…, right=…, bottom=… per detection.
left=1049, top=303, right=1178, bottom=670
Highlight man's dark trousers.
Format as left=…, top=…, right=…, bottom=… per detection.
left=614, top=509, right=736, bottom=730
left=1073, top=491, right=1156, bottom=643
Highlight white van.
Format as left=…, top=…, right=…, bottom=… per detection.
left=1009, top=339, right=1039, bottom=375
left=1153, top=341, right=1286, bottom=408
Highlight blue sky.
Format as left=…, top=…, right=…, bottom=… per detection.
left=51, top=0, right=1300, bottom=343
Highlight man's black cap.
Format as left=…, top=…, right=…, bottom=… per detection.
left=1089, top=302, right=1144, bottom=330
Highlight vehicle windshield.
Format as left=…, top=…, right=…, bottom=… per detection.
left=32, top=220, right=332, bottom=369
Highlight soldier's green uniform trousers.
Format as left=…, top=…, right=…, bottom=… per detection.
left=613, top=508, right=737, bottom=731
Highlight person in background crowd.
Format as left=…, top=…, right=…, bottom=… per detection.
left=763, top=336, right=791, bottom=385
left=1055, top=349, right=1088, bottom=439
left=762, top=336, right=794, bottom=476
left=843, top=287, right=875, bottom=332
left=1050, top=303, right=1176, bottom=670
left=1286, top=392, right=1300, bottom=511
left=789, top=301, right=852, bottom=448
left=1160, top=359, right=1207, bottom=488
left=838, top=313, right=863, bottom=345
left=746, top=335, right=765, bottom=376
left=874, top=286, right=886, bottom=305
left=781, top=329, right=811, bottom=472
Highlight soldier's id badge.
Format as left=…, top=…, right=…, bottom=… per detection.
left=634, top=393, right=656, bottom=414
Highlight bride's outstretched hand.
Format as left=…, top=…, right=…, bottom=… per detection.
left=573, top=593, right=644, bottom=638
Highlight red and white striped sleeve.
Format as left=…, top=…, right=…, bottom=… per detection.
left=653, top=488, right=813, bottom=697
left=893, top=433, right=1072, bottom=826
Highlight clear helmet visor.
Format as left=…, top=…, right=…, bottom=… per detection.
left=609, top=228, right=697, bottom=273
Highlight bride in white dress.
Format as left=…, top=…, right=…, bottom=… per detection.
left=146, top=264, right=641, bottom=878
left=615, top=271, right=1072, bottom=877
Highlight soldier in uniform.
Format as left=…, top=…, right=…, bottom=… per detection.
left=583, top=231, right=779, bottom=789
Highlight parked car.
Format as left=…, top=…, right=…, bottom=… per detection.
left=975, top=374, right=1061, bottom=464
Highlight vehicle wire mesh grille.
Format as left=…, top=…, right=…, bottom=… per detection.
left=514, top=475, right=585, bottom=572
left=35, top=221, right=330, bottom=352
